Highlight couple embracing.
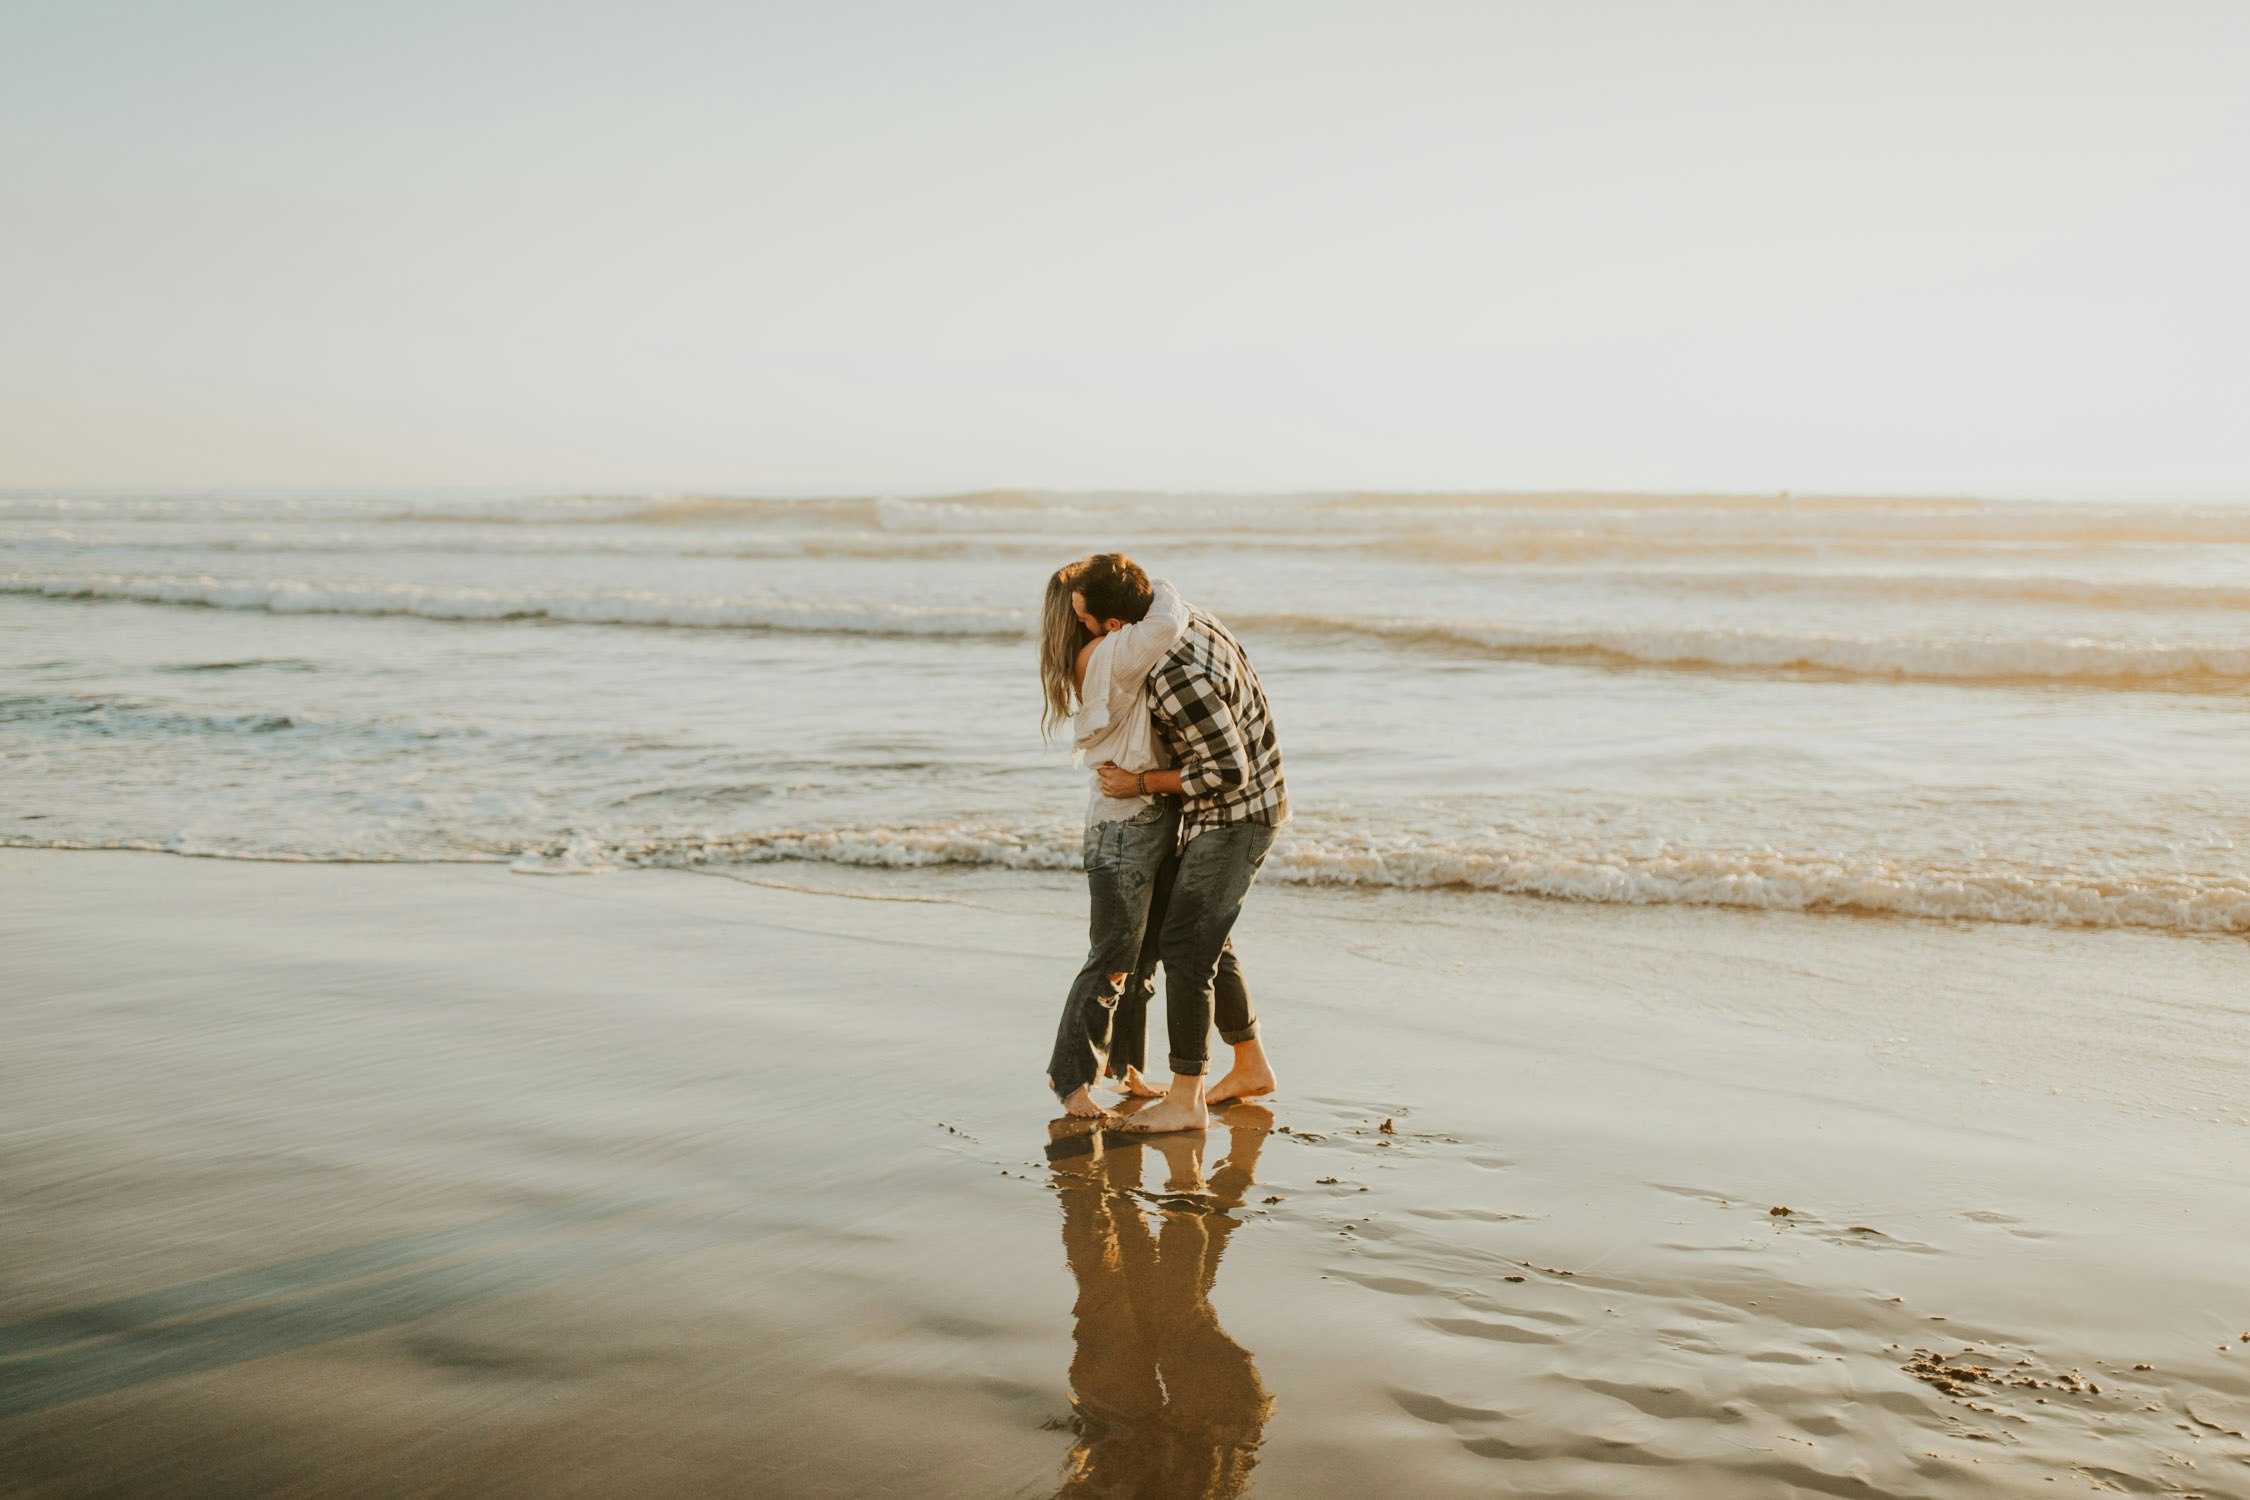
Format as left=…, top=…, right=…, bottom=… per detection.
left=1038, top=554, right=1288, bottom=1133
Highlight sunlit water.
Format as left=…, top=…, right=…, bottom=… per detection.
left=4, top=489, right=2245, bottom=933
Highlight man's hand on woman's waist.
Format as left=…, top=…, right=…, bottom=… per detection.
left=1095, top=762, right=1184, bottom=799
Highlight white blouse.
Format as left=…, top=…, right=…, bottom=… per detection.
left=1072, top=579, right=1190, bottom=825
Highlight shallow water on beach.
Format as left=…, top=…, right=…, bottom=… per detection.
left=3, top=487, right=2246, bottom=933
left=8, top=855, right=2250, bottom=1498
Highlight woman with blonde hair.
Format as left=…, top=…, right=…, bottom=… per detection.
left=1039, top=554, right=1190, bottom=1119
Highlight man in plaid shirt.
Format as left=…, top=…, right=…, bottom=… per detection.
left=1083, top=554, right=1287, bottom=1133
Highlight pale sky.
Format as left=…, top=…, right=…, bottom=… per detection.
left=3, top=1, right=2245, bottom=497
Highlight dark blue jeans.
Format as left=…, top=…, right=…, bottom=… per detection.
left=1048, top=804, right=1177, bottom=1101
left=1159, top=820, right=1274, bottom=1077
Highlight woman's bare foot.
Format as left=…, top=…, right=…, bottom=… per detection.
left=1205, top=1038, right=1279, bottom=1105
left=1112, top=1078, right=1210, bottom=1134
left=1116, top=1066, right=1166, bottom=1099
left=1057, top=1084, right=1114, bottom=1120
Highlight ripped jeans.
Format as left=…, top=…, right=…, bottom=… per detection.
left=1046, top=802, right=1176, bottom=1101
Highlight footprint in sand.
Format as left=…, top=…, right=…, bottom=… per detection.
left=1960, top=1209, right=2051, bottom=1241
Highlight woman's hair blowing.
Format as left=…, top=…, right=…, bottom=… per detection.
left=1039, top=563, right=1094, bottom=741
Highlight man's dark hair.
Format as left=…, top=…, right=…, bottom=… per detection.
left=1076, top=553, right=1153, bottom=624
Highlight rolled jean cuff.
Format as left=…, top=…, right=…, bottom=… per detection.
left=1218, top=1022, right=1259, bottom=1046
left=1168, top=1055, right=1208, bottom=1077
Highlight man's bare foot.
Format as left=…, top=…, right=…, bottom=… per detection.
left=1205, top=1041, right=1279, bottom=1106
left=1111, top=1084, right=1210, bottom=1134
left=1057, top=1084, right=1114, bottom=1120
left=1205, top=1069, right=1276, bottom=1106
left=1116, top=1066, right=1166, bottom=1099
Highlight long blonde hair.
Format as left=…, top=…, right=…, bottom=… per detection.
left=1039, top=563, right=1093, bottom=741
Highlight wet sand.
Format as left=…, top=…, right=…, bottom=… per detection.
left=4, top=848, right=2250, bottom=1498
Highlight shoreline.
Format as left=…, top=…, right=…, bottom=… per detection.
left=12, top=838, right=2248, bottom=944
left=5, top=848, right=2249, bottom=1496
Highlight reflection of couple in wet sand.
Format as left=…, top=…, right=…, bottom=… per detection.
left=1038, top=554, right=1290, bottom=1132
left=1046, top=1111, right=1275, bottom=1498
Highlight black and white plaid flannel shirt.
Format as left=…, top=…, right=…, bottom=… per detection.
left=1147, top=610, right=1289, bottom=841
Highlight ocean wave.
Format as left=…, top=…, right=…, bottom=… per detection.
left=1615, top=569, right=2250, bottom=613
left=472, top=489, right=2250, bottom=545
left=1370, top=528, right=2250, bottom=568
left=19, top=525, right=2250, bottom=603
left=557, top=496, right=2250, bottom=547
left=1356, top=560, right=2250, bottom=612
left=1320, top=490, right=1988, bottom=513
left=16, top=525, right=2250, bottom=610
left=0, top=690, right=495, bottom=746
left=0, top=526, right=817, bottom=560
left=13, top=489, right=2250, bottom=543
left=12, top=821, right=2242, bottom=934
left=0, top=493, right=617, bottom=524
left=1314, top=494, right=2250, bottom=545
left=0, top=496, right=344, bottom=522
left=0, top=572, right=1025, bottom=639
left=578, top=491, right=2250, bottom=545
left=0, top=698, right=294, bottom=737
left=561, top=489, right=1050, bottom=529
left=0, top=524, right=1370, bottom=564
left=583, top=495, right=886, bottom=528
left=12, top=571, right=2250, bottom=688
left=0, top=837, right=504, bottom=867
left=500, top=824, right=2250, bottom=935
left=1239, top=614, right=2250, bottom=687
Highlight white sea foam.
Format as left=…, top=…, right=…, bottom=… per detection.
left=16, top=821, right=2241, bottom=935
left=0, top=525, right=817, bottom=560
left=15, top=570, right=2250, bottom=686
left=0, top=572, right=1024, bottom=638
left=485, top=824, right=2250, bottom=936
left=1248, top=614, right=2250, bottom=686
left=1605, top=569, right=2250, bottom=613
left=510, top=835, right=619, bottom=876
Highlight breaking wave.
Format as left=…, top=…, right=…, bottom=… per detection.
left=16, top=821, right=2242, bottom=934
left=1619, top=570, right=2250, bottom=613
left=487, top=824, right=2250, bottom=936
left=1265, top=615, right=2250, bottom=687
left=0, top=572, right=1024, bottom=639
left=14, top=571, right=2250, bottom=687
